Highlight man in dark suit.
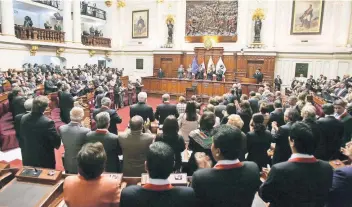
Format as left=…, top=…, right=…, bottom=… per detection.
left=328, top=141, right=352, bottom=207
left=301, top=105, right=321, bottom=153
left=316, top=104, right=344, bottom=160
left=227, top=89, right=237, bottom=104
left=274, top=75, right=282, bottom=91
left=20, top=96, right=61, bottom=169
left=85, top=112, right=122, bottom=173
left=11, top=87, right=26, bottom=119
left=120, top=142, right=195, bottom=207
left=93, top=97, right=122, bottom=135
left=14, top=99, right=33, bottom=158
left=253, top=68, right=263, bottom=84
left=192, top=125, right=261, bottom=207
left=130, top=92, right=155, bottom=122
left=248, top=91, right=259, bottom=113
left=59, top=107, right=90, bottom=174
left=214, top=96, right=226, bottom=120
left=94, top=87, right=106, bottom=108
left=333, top=99, right=352, bottom=145
left=44, top=75, right=57, bottom=95
left=135, top=79, right=144, bottom=95
left=259, top=122, right=333, bottom=207
left=335, top=83, right=348, bottom=98
left=271, top=108, right=300, bottom=164
left=155, top=94, right=179, bottom=125
left=59, top=84, right=75, bottom=124
left=268, top=100, right=285, bottom=131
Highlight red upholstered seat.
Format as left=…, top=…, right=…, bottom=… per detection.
left=0, top=122, right=14, bottom=131
left=0, top=129, right=19, bottom=151
left=0, top=103, right=4, bottom=118
left=0, top=113, right=13, bottom=122
left=91, top=119, right=96, bottom=130
left=51, top=108, right=60, bottom=113
left=3, top=101, right=9, bottom=114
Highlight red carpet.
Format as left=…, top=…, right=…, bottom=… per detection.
left=5, top=97, right=175, bottom=171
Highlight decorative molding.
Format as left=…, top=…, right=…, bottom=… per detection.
left=156, top=0, right=164, bottom=3
left=105, top=51, right=111, bottom=58
left=117, top=0, right=125, bottom=8
left=105, top=0, right=112, bottom=7
left=56, top=47, right=65, bottom=57
left=89, top=50, right=96, bottom=57
left=29, top=45, right=39, bottom=56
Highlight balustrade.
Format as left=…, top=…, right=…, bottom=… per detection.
left=15, top=26, right=65, bottom=43
left=81, top=35, right=111, bottom=47
left=81, top=3, right=106, bottom=20
left=32, top=0, right=60, bottom=9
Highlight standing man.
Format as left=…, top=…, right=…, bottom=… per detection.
left=59, top=84, right=75, bottom=124
left=154, top=94, right=179, bottom=125
left=158, top=68, right=164, bottom=79
left=177, top=65, right=185, bottom=79
left=93, top=97, right=122, bottom=135
left=44, top=75, right=57, bottom=95
left=14, top=99, right=33, bottom=158
left=127, top=80, right=135, bottom=105
left=333, top=100, right=352, bottom=145
left=274, top=75, right=282, bottom=91
left=59, top=107, right=91, bottom=174
left=130, top=92, right=155, bottom=123
left=11, top=87, right=26, bottom=119
left=253, top=68, right=263, bottom=84
left=135, top=79, right=144, bottom=95
left=260, top=122, right=333, bottom=206
left=20, top=96, right=61, bottom=169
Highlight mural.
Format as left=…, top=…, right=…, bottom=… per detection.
left=185, top=0, right=238, bottom=42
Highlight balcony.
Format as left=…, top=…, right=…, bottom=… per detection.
left=82, top=35, right=111, bottom=48
left=15, top=25, right=65, bottom=43
left=81, top=3, right=106, bottom=20
left=32, top=0, right=59, bottom=9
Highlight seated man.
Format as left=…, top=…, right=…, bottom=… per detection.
left=155, top=94, right=179, bottom=125
left=191, top=125, right=261, bottom=207
left=85, top=112, right=122, bottom=173
left=259, top=122, right=333, bottom=206
left=120, top=142, right=195, bottom=207
left=93, top=97, right=122, bottom=135
left=64, top=142, right=120, bottom=207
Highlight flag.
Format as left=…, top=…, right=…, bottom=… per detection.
left=191, top=56, right=199, bottom=74
left=207, top=57, right=214, bottom=74
left=216, top=57, right=226, bottom=73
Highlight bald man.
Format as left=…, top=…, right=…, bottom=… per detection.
left=117, top=116, right=154, bottom=176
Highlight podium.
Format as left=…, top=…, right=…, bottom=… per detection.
left=239, top=77, right=257, bottom=84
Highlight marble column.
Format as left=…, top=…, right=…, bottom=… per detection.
left=156, top=2, right=162, bottom=47
left=266, top=0, right=277, bottom=48
left=72, top=0, right=82, bottom=43
left=108, top=5, right=119, bottom=48
left=119, top=7, right=125, bottom=49
left=63, top=0, right=73, bottom=42
left=1, top=0, right=15, bottom=36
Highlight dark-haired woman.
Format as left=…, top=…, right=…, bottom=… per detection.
left=178, top=101, right=200, bottom=143
left=238, top=100, right=252, bottom=134
left=155, top=115, right=185, bottom=172
left=246, top=114, right=272, bottom=169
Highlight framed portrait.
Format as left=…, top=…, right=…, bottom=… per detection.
left=132, top=10, right=149, bottom=38
left=136, top=59, right=143, bottom=70
left=291, top=0, right=325, bottom=35
left=295, top=63, right=309, bottom=77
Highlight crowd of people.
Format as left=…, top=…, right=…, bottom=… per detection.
left=2, top=67, right=352, bottom=206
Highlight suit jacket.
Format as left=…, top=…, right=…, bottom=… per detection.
left=246, top=130, right=272, bottom=168
left=272, top=122, right=293, bottom=165
left=59, top=91, right=74, bottom=124
left=20, top=112, right=61, bottom=169
left=192, top=162, right=261, bottom=207
left=14, top=112, right=28, bottom=154
left=239, top=112, right=251, bottom=134
left=214, top=104, right=226, bottom=120
left=274, top=78, right=282, bottom=86
left=93, top=107, right=122, bottom=135
left=44, top=79, right=56, bottom=94
left=12, top=95, right=26, bottom=118
left=268, top=109, right=285, bottom=131
left=302, top=119, right=321, bottom=153
left=328, top=166, right=352, bottom=207
left=64, top=175, right=120, bottom=207
left=59, top=123, right=90, bottom=174
left=249, top=98, right=259, bottom=114
left=154, top=103, right=179, bottom=125
left=339, top=114, right=352, bottom=145
left=84, top=131, right=122, bottom=173
left=117, top=130, right=154, bottom=176
left=259, top=160, right=333, bottom=207
left=95, top=93, right=106, bottom=108
left=316, top=116, right=344, bottom=160
left=120, top=185, right=195, bottom=207
left=253, top=72, right=264, bottom=84
left=130, top=102, right=155, bottom=122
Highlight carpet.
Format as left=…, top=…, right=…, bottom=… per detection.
left=2, top=97, right=176, bottom=171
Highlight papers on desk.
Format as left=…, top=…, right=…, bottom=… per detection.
left=182, top=150, right=192, bottom=163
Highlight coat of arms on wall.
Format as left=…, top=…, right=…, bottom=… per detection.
left=185, top=0, right=238, bottom=42
left=291, top=0, right=324, bottom=35
left=132, top=10, right=149, bottom=38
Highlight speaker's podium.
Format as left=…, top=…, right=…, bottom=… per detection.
left=239, top=77, right=257, bottom=84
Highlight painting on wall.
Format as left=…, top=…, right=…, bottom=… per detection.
left=132, top=10, right=149, bottom=38
left=291, top=0, right=325, bottom=35
left=295, top=63, right=309, bottom=77
left=136, top=59, right=144, bottom=70
left=185, top=0, right=238, bottom=42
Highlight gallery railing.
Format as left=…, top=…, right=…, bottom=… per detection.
left=32, top=0, right=60, bottom=9
left=15, top=26, right=65, bottom=43
left=81, top=3, right=106, bottom=20
left=81, top=35, right=111, bottom=48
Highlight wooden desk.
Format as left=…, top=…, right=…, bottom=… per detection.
left=142, top=77, right=262, bottom=97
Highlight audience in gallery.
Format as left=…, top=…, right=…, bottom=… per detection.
left=3, top=66, right=352, bottom=206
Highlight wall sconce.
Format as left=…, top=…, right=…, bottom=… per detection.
left=56, top=47, right=65, bottom=57
left=89, top=50, right=96, bottom=57
left=105, top=51, right=111, bottom=58
left=30, top=45, right=39, bottom=56
left=117, top=0, right=126, bottom=8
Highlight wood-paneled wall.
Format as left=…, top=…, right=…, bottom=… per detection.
left=236, top=55, right=275, bottom=84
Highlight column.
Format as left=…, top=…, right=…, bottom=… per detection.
left=156, top=2, right=162, bottom=47
left=1, top=0, right=15, bottom=37
left=265, top=0, right=277, bottom=48
left=108, top=5, right=119, bottom=48
left=176, top=0, right=185, bottom=50
left=119, top=6, right=125, bottom=49
left=63, top=0, right=73, bottom=42
left=72, top=0, right=82, bottom=43
left=237, top=0, right=249, bottom=47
